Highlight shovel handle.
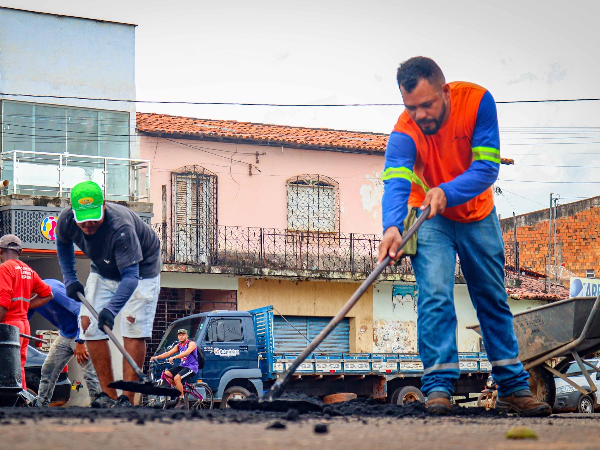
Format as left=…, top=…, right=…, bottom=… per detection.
left=19, top=333, right=48, bottom=344
left=264, top=206, right=431, bottom=400
left=77, top=292, right=148, bottom=382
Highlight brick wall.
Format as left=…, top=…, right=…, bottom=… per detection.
left=145, top=288, right=237, bottom=368
left=500, top=198, right=600, bottom=278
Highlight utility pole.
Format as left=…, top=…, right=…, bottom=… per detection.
left=548, top=193, right=553, bottom=292
left=513, top=211, right=519, bottom=279
left=553, top=195, right=560, bottom=294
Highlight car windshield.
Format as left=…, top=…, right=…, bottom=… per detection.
left=155, top=317, right=205, bottom=355
left=562, top=360, right=599, bottom=375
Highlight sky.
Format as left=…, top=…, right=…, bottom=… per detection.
left=3, top=0, right=600, bottom=219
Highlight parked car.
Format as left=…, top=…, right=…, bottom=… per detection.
left=24, top=345, right=71, bottom=406
left=554, top=358, right=600, bottom=413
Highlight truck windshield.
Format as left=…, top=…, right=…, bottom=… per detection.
left=155, top=317, right=205, bottom=355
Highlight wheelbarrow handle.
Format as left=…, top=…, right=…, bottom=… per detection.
left=264, top=206, right=431, bottom=401
left=76, top=292, right=148, bottom=382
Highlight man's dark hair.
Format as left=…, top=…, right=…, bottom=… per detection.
left=397, top=56, right=446, bottom=93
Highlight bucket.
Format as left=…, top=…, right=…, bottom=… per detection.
left=0, top=323, right=22, bottom=397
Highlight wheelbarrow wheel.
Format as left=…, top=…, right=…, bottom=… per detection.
left=527, top=365, right=556, bottom=407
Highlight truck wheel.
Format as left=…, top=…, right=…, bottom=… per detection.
left=578, top=395, right=594, bottom=414
left=393, top=386, right=424, bottom=405
left=528, top=365, right=556, bottom=407
left=220, top=386, right=251, bottom=409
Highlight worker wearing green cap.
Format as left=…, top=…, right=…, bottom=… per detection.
left=56, top=181, right=162, bottom=408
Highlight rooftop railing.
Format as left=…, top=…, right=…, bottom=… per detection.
left=0, top=150, right=151, bottom=202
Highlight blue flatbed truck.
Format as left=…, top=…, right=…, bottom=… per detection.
left=151, top=306, right=490, bottom=407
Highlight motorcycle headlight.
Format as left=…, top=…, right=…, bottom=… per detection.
left=556, top=385, right=577, bottom=394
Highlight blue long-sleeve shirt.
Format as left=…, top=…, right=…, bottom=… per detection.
left=382, top=84, right=501, bottom=233
left=28, top=279, right=81, bottom=340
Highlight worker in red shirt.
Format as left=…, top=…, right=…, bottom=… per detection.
left=0, top=235, right=53, bottom=389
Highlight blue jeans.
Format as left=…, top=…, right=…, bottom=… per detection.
left=410, top=207, right=530, bottom=397
left=37, top=335, right=101, bottom=406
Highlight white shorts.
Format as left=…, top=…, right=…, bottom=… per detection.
left=79, top=272, right=160, bottom=340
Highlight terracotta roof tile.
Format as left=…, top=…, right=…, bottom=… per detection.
left=506, top=271, right=569, bottom=301
left=136, top=112, right=388, bottom=153
left=137, top=112, right=514, bottom=163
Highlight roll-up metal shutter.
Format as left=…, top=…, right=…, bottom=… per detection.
left=273, top=316, right=350, bottom=353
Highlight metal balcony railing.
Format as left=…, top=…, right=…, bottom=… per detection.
left=152, top=223, right=530, bottom=281
left=153, top=223, right=416, bottom=278
left=0, top=150, right=151, bottom=202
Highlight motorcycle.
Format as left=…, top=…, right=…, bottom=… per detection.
left=477, top=375, right=497, bottom=410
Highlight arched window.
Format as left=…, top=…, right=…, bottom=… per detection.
left=286, top=174, right=339, bottom=232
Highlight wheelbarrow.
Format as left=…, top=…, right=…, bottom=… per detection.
left=468, top=294, right=600, bottom=408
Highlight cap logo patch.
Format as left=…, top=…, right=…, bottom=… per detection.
left=78, top=197, right=94, bottom=205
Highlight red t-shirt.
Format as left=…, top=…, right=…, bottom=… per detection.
left=0, top=259, right=52, bottom=322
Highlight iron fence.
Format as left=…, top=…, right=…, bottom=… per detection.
left=153, top=223, right=415, bottom=278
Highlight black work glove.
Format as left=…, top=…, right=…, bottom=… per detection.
left=66, top=281, right=85, bottom=302
left=98, top=308, right=115, bottom=332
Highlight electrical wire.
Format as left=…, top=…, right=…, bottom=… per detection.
left=498, top=179, right=600, bottom=184
left=494, top=187, right=547, bottom=207
left=2, top=91, right=600, bottom=107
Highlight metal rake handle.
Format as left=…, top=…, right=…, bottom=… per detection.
left=77, top=292, right=149, bottom=381
left=264, top=205, right=431, bottom=401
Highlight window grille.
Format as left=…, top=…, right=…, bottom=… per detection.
left=171, top=165, right=217, bottom=265
left=286, top=174, right=339, bottom=232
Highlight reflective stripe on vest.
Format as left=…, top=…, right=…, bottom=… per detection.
left=381, top=167, right=430, bottom=193
left=473, top=146, right=501, bottom=164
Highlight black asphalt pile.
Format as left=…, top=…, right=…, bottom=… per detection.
left=231, top=394, right=503, bottom=419
left=0, top=397, right=504, bottom=424
left=229, top=392, right=324, bottom=414
left=324, top=398, right=503, bottom=419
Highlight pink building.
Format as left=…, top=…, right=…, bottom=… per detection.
left=137, top=112, right=411, bottom=355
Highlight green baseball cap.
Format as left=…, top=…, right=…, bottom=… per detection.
left=71, top=181, right=104, bottom=223
left=177, top=329, right=188, bottom=334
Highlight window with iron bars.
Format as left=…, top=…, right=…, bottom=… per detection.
left=286, top=174, right=339, bottom=233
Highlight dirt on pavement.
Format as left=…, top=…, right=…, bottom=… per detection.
left=0, top=400, right=599, bottom=449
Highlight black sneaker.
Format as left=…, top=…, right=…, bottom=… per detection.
left=113, top=394, right=133, bottom=408
left=173, top=397, right=186, bottom=410
left=91, top=393, right=117, bottom=408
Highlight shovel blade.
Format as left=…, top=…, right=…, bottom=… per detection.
left=108, top=380, right=180, bottom=398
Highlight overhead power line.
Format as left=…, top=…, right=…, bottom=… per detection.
left=1, top=92, right=600, bottom=107
left=498, top=179, right=600, bottom=184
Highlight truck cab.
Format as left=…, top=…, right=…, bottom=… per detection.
left=152, top=310, right=263, bottom=407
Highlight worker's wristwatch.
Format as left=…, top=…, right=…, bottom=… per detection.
left=75, top=339, right=85, bottom=344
